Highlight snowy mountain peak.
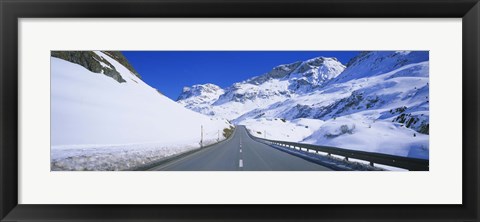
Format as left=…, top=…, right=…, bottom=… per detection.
left=182, top=86, right=191, bottom=93
left=304, top=56, right=338, bottom=65
left=177, top=83, right=225, bottom=115
left=288, top=56, right=346, bottom=91
left=177, top=83, right=224, bottom=101
left=246, top=56, right=345, bottom=87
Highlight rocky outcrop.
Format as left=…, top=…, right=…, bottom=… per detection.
left=102, top=51, right=141, bottom=79
left=51, top=51, right=138, bottom=83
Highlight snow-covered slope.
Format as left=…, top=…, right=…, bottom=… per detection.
left=330, top=51, right=429, bottom=85
left=51, top=51, right=231, bottom=170
left=177, top=51, right=429, bottom=160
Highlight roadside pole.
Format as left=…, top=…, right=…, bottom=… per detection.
left=200, top=125, right=203, bottom=148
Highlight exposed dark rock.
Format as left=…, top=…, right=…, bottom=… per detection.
left=102, top=51, right=141, bottom=79
left=247, top=61, right=302, bottom=85
left=51, top=51, right=126, bottom=83
left=393, top=113, right=429, bottom=134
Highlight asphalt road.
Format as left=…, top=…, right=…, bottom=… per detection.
left=149, top=126, right=332, bottom=171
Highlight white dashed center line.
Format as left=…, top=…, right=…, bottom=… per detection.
left=239, top=149, right=242, bottom=153
left=239, top=159, right=243, bottom=168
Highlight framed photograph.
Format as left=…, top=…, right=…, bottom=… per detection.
left=49, top=50, right=430, bottom=172
left=1, top=0, right=479, bottom=221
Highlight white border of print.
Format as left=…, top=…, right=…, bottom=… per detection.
left=18, top=18, right=461, bottom=204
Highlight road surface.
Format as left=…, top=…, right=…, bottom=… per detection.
left=149, top=126, right=332, bottom=171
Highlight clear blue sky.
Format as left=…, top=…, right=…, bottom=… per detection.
left=122, top=51, right=360, bottom=100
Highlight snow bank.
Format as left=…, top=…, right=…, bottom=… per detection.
left=51, top=138, right=221, bottom=171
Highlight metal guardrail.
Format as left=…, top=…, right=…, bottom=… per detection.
left=249, top=133, right=429, bottom=171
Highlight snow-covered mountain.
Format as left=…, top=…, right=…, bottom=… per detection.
left=51, top=51, right=232, bottom=170
left=177, top=56, right=346, bottom=120
left=177, top=51, right=429, bottom=159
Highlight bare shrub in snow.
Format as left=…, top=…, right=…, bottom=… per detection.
left=325, top=124, right=356, bottom=138
left=340, top=124, right=355, bottom=134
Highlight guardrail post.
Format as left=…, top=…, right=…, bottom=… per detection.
left=370, top=162, right=374, bottom=167
left=344, top=157, right=349, bottom=161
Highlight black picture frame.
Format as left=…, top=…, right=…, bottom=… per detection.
left=1, top=0, right=479, bottom=221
